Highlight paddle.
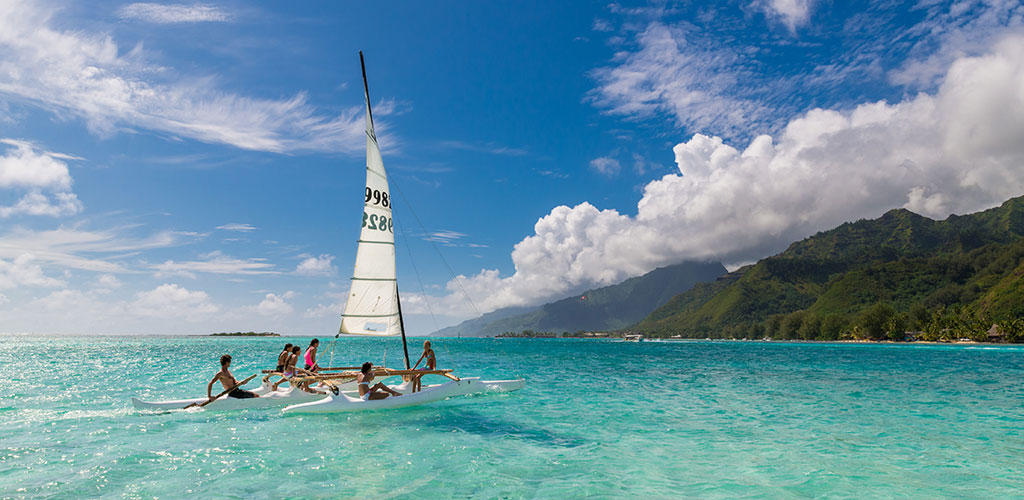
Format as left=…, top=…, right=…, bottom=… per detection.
left=185, top=373, right=258, bottom=409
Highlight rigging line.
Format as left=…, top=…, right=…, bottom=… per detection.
left=394, top=208, right=458, bottom=373
left=388, top=176, right=482, bottom=318
left=390, top=177, right=521, bottom=377
left=395, top=212, right=441, bottom=333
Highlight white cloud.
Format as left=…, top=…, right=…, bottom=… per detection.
left=590, top=23, right=770, bottom=140
left=589, top=157, right=621, bottom=176
left=0, top=226, right=200, bottom=272
left=0, top=139, right=83, bottom=218
left=757, top=0, right=814, bottom=32
left=0, top=253, right=65, bottom=289
left=118, top=3, right=231, bottom=23
left=592, top=18, right=613, bottom=32
left=216, top=223, right=257, bottom=232
left=0, top=0, right=384, bottom=154
left=153, top=251, right=277, bottom=278
left=430, top=34, right=1024, bottom=315
left=437, top=140, right=527, bottom=156
left=303, top=291, right=346, bottom=318
left=0, top=139, right=76, bottom=190
left=889, top=1, right=1024, bottom=90
left=422, top=231, right=466, bottom=246
left=248, top=291, right=295, bottom=317
left=0, top=293, right=7, bottom=305
left=0, top=191, right=83, bottom=218
left=16, top=284, right=219, bottom=333
left=130, top=283, right=218, bottom=317
left=295, top=254, right=336, bottom=276
left=96, top=273, right=121, bottom=289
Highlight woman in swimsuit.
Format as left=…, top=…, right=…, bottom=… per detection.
left=276, top=343, right=293, bottom=372
left=410, top=341, right=436, bottom=393
left=357, top=362, right=402, bottom=400
left=271, top=345, right=302, bottom=391
left=303, top=339, right=320, bottom=372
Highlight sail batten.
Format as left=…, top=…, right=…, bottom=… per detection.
left=339, top=52, right=402, bottom=337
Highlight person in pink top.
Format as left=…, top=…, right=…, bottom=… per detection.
left=303, top=339, right=320, bottom=372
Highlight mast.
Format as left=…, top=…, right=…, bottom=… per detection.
left=396, top=287, right=411, bottom=369
left=359, top=51, right=375, bottom=140
left=347, top=50, right=408, bottom=366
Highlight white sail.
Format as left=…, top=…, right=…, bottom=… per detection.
left=339, top=56, right=401, bottom=337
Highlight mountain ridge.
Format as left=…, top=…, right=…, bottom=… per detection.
left=635, top=196, right=1024, bottom=341
left=431, top=260, right=727, bottom=337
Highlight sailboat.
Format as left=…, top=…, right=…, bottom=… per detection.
left=132, top=53, right=523, bottom=413
left=282, top=53, right=523, bottom=413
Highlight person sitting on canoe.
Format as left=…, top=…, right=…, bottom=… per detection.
left=276, top=343, right=293, bottom=372
left=303, top=339, right=320, bottom=372
left=410, top=340, right=436, bottom=393
left=271, top=345, right=303, bottom=391
left=358, top=362, right=402, bottom=400
left=206, top=354, right=259, bottom=400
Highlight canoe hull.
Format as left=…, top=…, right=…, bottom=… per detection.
left=282, top=377, right=525, bottom=413
left=131, top=380, right=332, bottom=411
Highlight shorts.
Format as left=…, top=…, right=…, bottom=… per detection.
left=228, top=388, right=257, bottom=399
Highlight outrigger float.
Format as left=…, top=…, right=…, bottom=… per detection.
left=132, top=52, right=524, bottom=413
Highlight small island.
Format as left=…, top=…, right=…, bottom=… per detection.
left=210, top=331, right=281, bottom=337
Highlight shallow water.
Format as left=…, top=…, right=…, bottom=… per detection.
left=1, top=336, right=1022, bottom=499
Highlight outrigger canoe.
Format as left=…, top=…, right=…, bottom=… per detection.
left=132, top=370, right=524, bottom=412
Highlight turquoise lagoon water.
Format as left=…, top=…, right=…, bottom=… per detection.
left=1, top=336, right=1022, bottom=499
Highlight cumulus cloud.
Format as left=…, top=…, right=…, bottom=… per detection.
left=427, top=34, right=1024, bottom=316
left=96, top=273, right=121, bottom=289
left=757, top=0, right=814, bottom=32
left=0, top=0, right=384, bottom=154
left=589, top=157, right=621, bottom=177
left=248, top=291, right=295, bottom=317
left=0, top=139, right=83, bottom=218
left=0, top=191, right=82, bottom=218
left=118, top=3, right=231, bottom=23
left=28, top=283, right=218, bottom=326
left=130, top=283, right=218, bottom=317
left=0, top=253, right=66, bottom=289
left=295, top=254, right=336, bottom=276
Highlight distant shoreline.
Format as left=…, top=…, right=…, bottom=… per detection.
left=210, top=332, right=281, bottom=337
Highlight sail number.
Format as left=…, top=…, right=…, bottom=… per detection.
left=365, top=188, right=390, bottom=208
left=362, top=212, right=394, bottom=232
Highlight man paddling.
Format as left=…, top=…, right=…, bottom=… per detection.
left=206, top=354, right=259, bottom=400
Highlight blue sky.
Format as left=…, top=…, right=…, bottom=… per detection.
left=1, top=0, right=1023, bottom=335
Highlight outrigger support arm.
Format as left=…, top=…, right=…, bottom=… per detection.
left=286, top=368, right=455, bottom=385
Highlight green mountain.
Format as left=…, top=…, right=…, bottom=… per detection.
left=636, top=196, right=1024, bottom=342
left=432, top=260, right=727, bottom=337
